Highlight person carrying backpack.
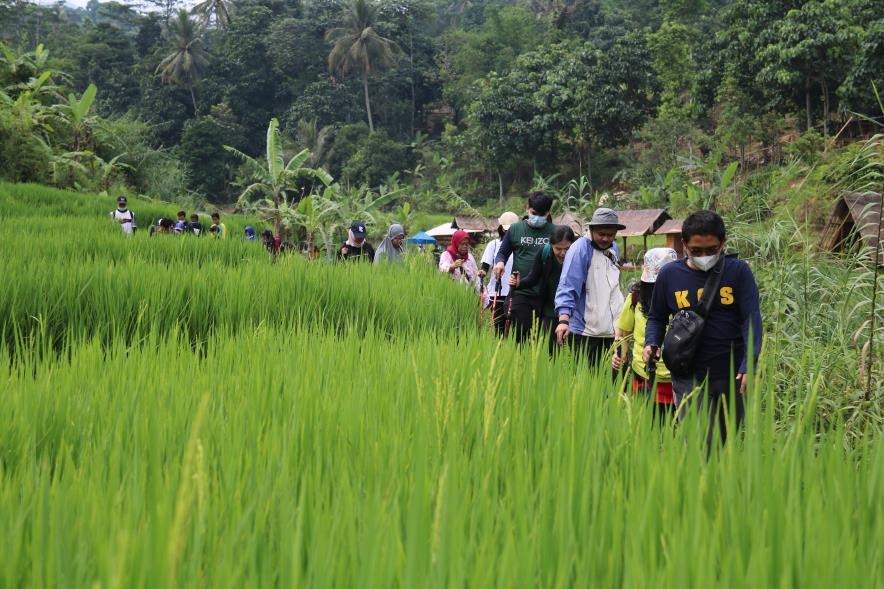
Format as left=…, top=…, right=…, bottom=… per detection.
left=509, top=225, right=576, bottom=351
left=643, top=210, right=763, bottom=458
left=110, top=196, right=136, bottom=235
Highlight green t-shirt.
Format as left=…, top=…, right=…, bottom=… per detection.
left=506, top=220, right=554, bottom=298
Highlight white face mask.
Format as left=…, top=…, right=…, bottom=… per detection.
left=690, top=253, right=720, bottom=272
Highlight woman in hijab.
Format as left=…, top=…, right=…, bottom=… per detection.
left=612, top=247, right=679, bottom=424
left=373, top=223, right=407, bottom=264
left=438, top=230, right=479, bottom=286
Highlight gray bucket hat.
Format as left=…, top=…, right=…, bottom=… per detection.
left=587, top=207, right=626, bottom=230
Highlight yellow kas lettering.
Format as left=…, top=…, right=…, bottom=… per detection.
left=674, top=290, right=690, bottom=309
left=720, top=286, right=734, bottom=305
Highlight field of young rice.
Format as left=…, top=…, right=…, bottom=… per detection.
left=2, top=183, right=883, bottom=587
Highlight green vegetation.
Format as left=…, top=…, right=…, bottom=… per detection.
left=0, top=0, right=880, bottom=229
left=1, top=183, right=883, bottom=586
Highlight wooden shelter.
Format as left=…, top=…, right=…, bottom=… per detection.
left=553, top=212, right=587, bottom=234
left=453, top=215, right=498, bottom=233
left=820, top=192, right=883, bottom=265
left=613, top=209, right=671, bottom=263
left=654, top=218, right=685, bottom=257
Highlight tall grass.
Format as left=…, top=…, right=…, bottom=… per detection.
left=2, top=182, right=883, bottom=586
left=1, top=327, right=882, bottom=587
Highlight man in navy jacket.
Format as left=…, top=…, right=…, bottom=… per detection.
left=644, top=210, right=763, bottom=456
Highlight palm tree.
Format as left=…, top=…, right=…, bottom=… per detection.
left=325, top=0, right=399, bottom=132
left=225, top=118, right=334, bottom=235
left=155, top=10, right=209, bottom=115
left=295, top=118, right=334, bottom=168
left=191, top=0, right=233, bottom=30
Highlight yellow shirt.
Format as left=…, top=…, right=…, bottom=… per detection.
left=615, top=301, right=671, bottom=382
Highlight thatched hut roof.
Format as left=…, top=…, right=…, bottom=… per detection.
left=453, top=215, right=498, bottom=232
left=553, top=212, right=586, bottom=233
left=614, top=209, right=670, bottom=238
left=654, top=219, right=684, bottom=235
left=820, top=192, right=882, bottom=264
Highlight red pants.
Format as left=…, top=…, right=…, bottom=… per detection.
left=632, top=374, right=674, bottom=405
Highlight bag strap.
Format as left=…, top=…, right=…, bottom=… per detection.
left=696, top=257, right=725, bottom=318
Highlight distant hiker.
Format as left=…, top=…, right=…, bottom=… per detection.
left=244, top=226, right=256, bottom=240
left=439, top=230, right=478, bottom=287
left=189, top=214, right=203, bottom=236
left=338, top=221, right=375, bottom=261
left=509, top=225, right=575, bottom=351
left=643, top=210, right=763, bottom=458
left=175, top=210, right=189, bottom=234
left=554, top=208, right=625, bottom=368
left=110, top=196, right=136, bottom=235
left=374, top=223, right=406, bottom=264
left=261, top=229, right=278, bottom=254
left=492, top=192, right=556, bottom=342
left=210, top=212, right=227, bottom=239
left=613, top=247, right=678, bottom=423
left=150, top=217, right=174, bottom=237
left=480, top=211, right=518, bottom=336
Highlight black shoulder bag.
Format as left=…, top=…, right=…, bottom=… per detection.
left=661, top=257, right=725, bottom=377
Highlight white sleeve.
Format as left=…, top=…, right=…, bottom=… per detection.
left=481, top=240, right=497, bottom=266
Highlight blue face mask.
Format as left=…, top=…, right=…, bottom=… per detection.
left=527, top=215, right=548, bottom=228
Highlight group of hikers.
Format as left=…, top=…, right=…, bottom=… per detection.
left=111, top=196, right=237, bottom=240
left=360, top=191, right=762, bottom=457
left=112, top=191, right=763, bottom=456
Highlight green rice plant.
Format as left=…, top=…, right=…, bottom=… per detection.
left=0, top=326, right=882, bottom=587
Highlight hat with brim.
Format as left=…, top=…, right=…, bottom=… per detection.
left=350, top=221, right=367, bottom=239
left=587, top=207, right=625, bottom=230
left=498, top=211, right=519, bottom=231
left=640, top=247, right=678, bottom=283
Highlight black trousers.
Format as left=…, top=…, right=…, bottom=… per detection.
left=568, top=334, right=615, bottom=369
left=505, top=293, right=543, bottom=343
left=672, top=376, right=746, bottom=460
left=487, top=298, right=507, bottom=337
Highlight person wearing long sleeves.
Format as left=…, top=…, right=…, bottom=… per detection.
left=480, top=211, right=518, bottom=336
left=643, top=210, right=763, bottom=458
left=492, top=192, right=555, bottom=342
left=553, top=208, right=625, bottom=367
left=439, top=230, right=479, bottom=287
left=374, top=223, right=406, bottom=264
left=509, top=225, right=576, bottom=351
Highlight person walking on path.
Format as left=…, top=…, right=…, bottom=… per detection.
left=338, top=221, right=375, bottom=261
left=613, top=247, right=678, bottom=423
left=480, top=211, right=518, bottom=335
left=210, top=212, right=228, bottom=239
left=509, top=225, right=576, bottom=351
left=439, top=230, right=479, bottom=287
left=554, top=208, right=625, bottom=367
left=643, top=210, right=763, bottom=457
left=492, top=192, right=556, bottom=342
left=110, top=196, right=136, bottom=235
left=374, top=223, right=407, bottom=264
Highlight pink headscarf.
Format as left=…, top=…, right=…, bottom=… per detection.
left=445, top=230, right=471, bottom=261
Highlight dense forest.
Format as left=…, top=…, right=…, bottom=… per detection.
left=0, top=0, right=881, bottom=235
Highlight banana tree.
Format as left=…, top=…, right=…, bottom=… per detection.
left=58, top=83, right=97, bottom=153
left=225, top=118, right=333, bottom=234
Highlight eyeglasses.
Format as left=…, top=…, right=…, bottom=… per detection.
left=685, top=245, right=722, bottom=256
